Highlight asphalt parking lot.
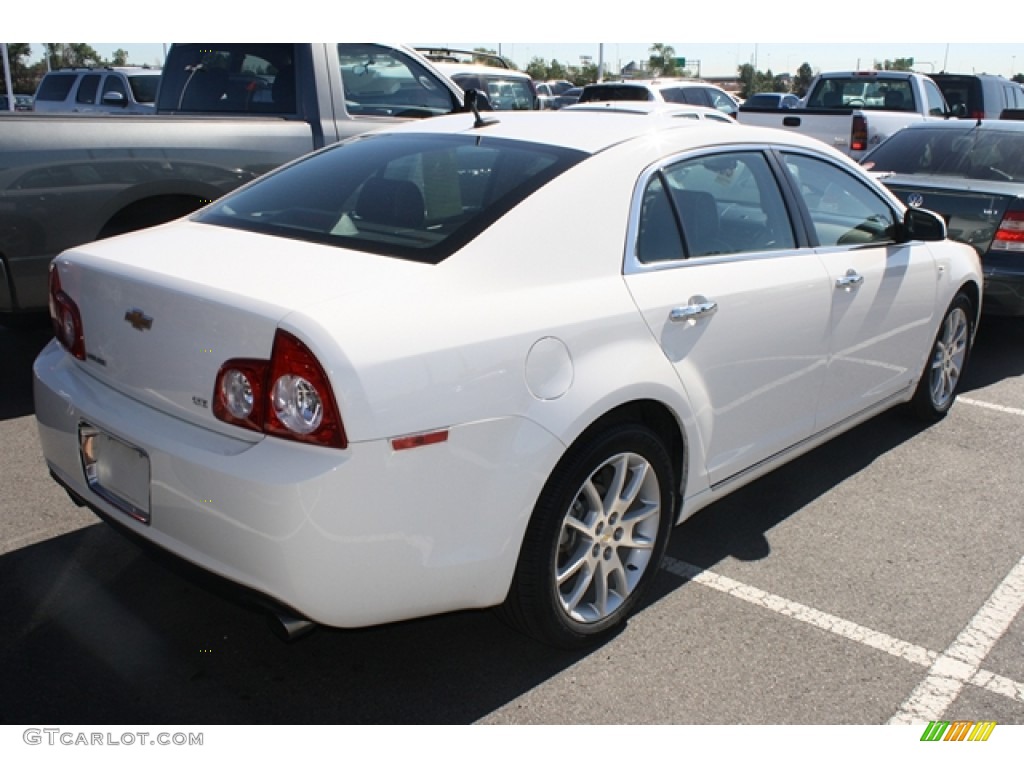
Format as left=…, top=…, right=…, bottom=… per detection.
left=0, top=313, right=1021, bottom=725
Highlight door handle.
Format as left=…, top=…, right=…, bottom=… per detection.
left=670, top=298, right=718, bottom=323
left=835, top=269, right=864, bottom=291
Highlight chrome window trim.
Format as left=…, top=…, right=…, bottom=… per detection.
left=623, top=142, right=805, bottom=276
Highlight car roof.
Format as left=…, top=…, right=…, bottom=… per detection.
left=563, top=101, right=736, bottom=120
left=432, top=62, right=530, bottom=78
left=372, top=110, right=835, bottom=156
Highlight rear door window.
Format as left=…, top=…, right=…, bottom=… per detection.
left=75, top=74, right=101, bottom=105
left=636, top=150, right=796, bottom=261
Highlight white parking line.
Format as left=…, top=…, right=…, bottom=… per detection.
left=957, top=396, right=1024, bottom=417
left=889, top=556, right=1024, bottom=723
left=661, top=555, right=1024, bottom=718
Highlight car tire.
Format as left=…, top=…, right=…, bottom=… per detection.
left=909, top=292, right=974, bottom=421
left=498, top=424, right=676, bottom=649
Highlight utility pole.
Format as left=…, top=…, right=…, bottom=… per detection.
left=1, top=44, right=14, bottom=111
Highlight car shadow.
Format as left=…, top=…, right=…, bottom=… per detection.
left=959, top=315, right=1024, bottom=392
left=0, top=314, right=52, bottom=421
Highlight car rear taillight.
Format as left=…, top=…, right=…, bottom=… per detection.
left=991, top=210, right=1024, bottom=253
left=213, top=330, right=347, bottom=448
left=851, top=115, right=868, bottom=152
left=48, top=264, right=86, bottom=360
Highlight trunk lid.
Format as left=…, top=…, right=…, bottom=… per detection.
left=882, top=176, right=1021, bottom=256
left=55, top=221, right=429, bottom=434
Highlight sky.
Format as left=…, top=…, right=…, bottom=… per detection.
left=8, top=2, right=1024, bottom=78
left=52, top=42, right=1020, bottom=80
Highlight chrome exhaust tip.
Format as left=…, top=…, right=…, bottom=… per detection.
left=268, top=611, right=317, bottom=642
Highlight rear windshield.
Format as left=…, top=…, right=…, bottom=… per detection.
left=579, top=84, right=653, bottom=103
left=806, top=77, right=917, bottom=112
left=195, top=133, right=586, bottom=264
left=864, top=126, right=1024, bottom=181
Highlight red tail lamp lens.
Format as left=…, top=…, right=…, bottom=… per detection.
left=48, top=265, right=86, bottom=360
left=213, top=330, right=347, bottom=449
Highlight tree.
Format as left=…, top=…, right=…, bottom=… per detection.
left=526, top=56, right=548, bottom=81
left=1012, top=73, right=1024, bottom=84
left=648, top=43, right=676, bottom=78
left=792, top=62, right=815, bottom=97
left=111, top=48, right=130, bottom=66
left=578, top=62, right=600, bottom=85
left=875, top=57, right=914, bottom=71
left=44, top=43, right=103, bottom=69
left=1, top=43, right=34, bottom=93
left=548, top=59, right=567, bottom=81
left=737, top=63, right=775, bottom=99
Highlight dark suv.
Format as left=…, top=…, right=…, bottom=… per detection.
left=931, top=73, right=1024, bottom=120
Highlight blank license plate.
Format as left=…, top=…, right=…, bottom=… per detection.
left=79, top=423, right=151, bottom=524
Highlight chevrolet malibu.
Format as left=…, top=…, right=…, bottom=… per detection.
left=34, top=111, right=982, bottom=648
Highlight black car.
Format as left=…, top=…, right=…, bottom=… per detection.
left=862, top=120, right=1024, bottom=315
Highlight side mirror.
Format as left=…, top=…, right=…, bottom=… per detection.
left=102, top=90, right=128, bottom=108
left=899, top=207, right=946, bottom=242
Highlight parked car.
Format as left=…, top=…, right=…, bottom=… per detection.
left=534, top=81, right=556, bottom=109
left=551, top=86, right=582, bottom=109
left=931, top=73, right=1024, bottom=120
left=563, top=101, right=736, bottom=122
left=430, top=61, right=539, bottom=110
left=0, top=94, right=33, bottom=111
left=546, top=80, right=576, bottom=96
left=863, top=119, right=1024, bottom=315
left=579, top=79, right=740, bottom=118
left=33, top=66, right=161, bottom=114
left=415, top=47, right=538, bottom=111
left=35, top=111, right=980, bottom=649
left=744, top=92, right=801, bottom=109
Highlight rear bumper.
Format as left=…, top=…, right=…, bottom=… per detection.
left=34, top=340, right=562, bottom=628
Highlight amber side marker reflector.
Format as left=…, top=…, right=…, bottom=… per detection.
left=391, top=430, right=449, bottom=451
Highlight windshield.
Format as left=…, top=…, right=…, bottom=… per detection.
left=865, top=126, right=1024, bottom=182
left=195, top=133, right=586, bottom=264
left=580, top=84, right=652, bottom=103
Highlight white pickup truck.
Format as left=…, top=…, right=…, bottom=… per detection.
left=737, top=71, right=950, bottom=160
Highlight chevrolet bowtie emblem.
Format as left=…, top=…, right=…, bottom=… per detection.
left=124, top=308, right=154, bottom=331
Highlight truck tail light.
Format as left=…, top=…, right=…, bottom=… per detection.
left=851, top=115, right=868, bottom=153
left=991, top=210, right=1024, bottom=253
left=214, top=330, right=347, bottom=449
left=48, top=265, right=86, bottom=360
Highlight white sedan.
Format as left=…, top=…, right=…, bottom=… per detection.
left=34, top=111, right=982, bottom=648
